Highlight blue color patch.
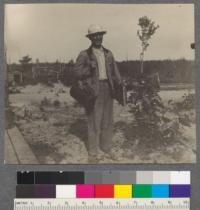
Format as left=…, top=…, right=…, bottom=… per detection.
left=152, top=185, right=169, bottom=198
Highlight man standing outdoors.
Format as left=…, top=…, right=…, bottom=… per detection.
left=74, top=25, right=122, bottom=162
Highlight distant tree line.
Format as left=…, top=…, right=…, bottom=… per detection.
left=8, top=58, right=195, bottom=86
left=117, top=59, right=195, bottom=84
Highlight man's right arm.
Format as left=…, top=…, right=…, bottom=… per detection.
left=73, top=51, right=91, bottom=80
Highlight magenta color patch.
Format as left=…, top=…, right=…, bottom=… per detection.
left=76, top=185, right=95, bottom=198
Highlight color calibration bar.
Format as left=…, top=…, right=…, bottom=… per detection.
left=16, top=184, right=190, bottom=198
left=14, top=198, right=190, bottom=210
left=17, top=171, right=190, bottom=184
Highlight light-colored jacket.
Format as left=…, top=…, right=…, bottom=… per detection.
left=74, top=46, right=122, bottom=97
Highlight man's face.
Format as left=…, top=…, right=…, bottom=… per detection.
left=89, top=33, right=104, bottom=48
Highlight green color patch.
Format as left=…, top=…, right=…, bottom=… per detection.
left=133, top=185, right=152, bottom=198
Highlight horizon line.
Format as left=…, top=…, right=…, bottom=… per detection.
left=7, top=58, right=195, bottom=65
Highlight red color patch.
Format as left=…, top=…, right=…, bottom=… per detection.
left=95, top=185, right=114, bottom=198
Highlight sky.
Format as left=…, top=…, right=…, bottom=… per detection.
left=5, top=3, right=195, bottom=63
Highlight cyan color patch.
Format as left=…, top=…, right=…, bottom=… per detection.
left=152, top=185, right=169, bottom=198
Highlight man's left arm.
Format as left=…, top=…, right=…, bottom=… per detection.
left=111, top=52, right=122, bottom=85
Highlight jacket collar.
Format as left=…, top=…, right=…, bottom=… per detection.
left=87, top=45, right=109, bottom=58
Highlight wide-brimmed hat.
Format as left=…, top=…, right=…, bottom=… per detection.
left=86, top=24, right=107, bottom=37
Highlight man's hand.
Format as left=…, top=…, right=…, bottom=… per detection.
left=122, top=79, right=127, bottom=86
left=118, top=79, right=126, bottom=86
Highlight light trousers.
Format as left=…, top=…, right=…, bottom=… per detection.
left=87, top=81, right=113, bottom=155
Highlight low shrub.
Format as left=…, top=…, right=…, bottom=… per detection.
left=53, top=100, right=61, bottom=107
left=41, top=97, right=51, bottom=106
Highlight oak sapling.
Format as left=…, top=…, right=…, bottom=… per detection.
left=129, top=17, right=181, bottom=142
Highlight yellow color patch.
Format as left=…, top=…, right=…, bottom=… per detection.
left=114, top=185, right=132, bottom=198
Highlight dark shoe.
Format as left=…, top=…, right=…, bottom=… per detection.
left=88, top=155, right=99, bottom=164
left=103, top=149, right=121, bottom=161
left=88, top=149, right=111, bottom=163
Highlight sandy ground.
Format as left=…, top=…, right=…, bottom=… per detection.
left=8, top=82, right=196, bottom=164
left=158, top=89, right=195, bottom=103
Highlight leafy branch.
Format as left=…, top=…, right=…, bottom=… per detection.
left=137, top=16, right=159, bottom=73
